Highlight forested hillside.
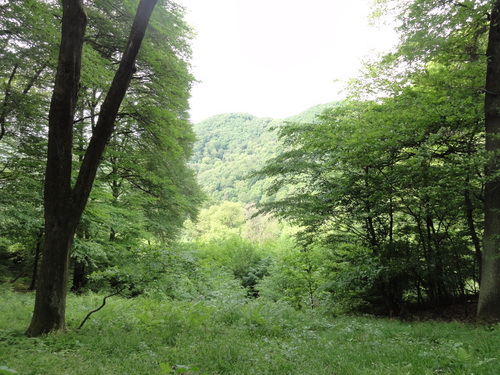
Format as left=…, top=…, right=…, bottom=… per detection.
left=190, top=113, right=279, bottom=203
left=190, top=104, right=336, bottom=203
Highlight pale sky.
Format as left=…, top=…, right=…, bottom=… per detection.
left=176, top=0, right=397, bottom=123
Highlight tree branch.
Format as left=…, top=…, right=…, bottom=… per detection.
left=71, top=0, right=158, bottom=219
left=77, top=286, right=126, bottom=330
left=0, top=64, right=18, bottom=141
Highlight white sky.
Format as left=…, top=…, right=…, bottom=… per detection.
left=176, top=0, right=398, bottom=123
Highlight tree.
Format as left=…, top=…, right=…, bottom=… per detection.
left=1, top=0, right=200, bottom=302
left=26, top=0, right=159, bottom=337
left=256, top=57, right=485, bottom=314
left=0, top=0, right=60, bottom=289
left=63, top=0, right=202, bottom=289
left=350, top=0, right=500, bottom=321
left=478, top=0, right=500, bottom=323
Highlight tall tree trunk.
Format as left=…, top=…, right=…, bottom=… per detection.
left=71, top=258, right=87, bottom=292
left=25, top=0, right=87, bottom=337
left=464, top=187, right=481, bottom=286
left=0, top=64, right=18, bottom=140
left=478, top=0, right=500, bottom=323
left=29, top=228, right=44, bottom=292
left=26, top=0, right=158, bottom=337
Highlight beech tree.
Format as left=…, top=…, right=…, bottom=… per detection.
left=26, top=0, right=159, bottom=337
left=478, top=0, right=500, bottom=323
left=349, top=0, right=500, bottom=322
left=256, top=0, right=493, bottom=315
left=256, top=83, right=484, bottom=314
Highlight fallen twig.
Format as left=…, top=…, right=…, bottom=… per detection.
left=77, top=286, right=126, bottom=330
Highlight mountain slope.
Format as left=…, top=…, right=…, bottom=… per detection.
left=190, top=103, right=337, bottom=204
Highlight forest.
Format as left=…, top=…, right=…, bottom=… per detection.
left=1, top=0, right=500, bottom=374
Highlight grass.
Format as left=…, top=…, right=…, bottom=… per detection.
left=1, top=284, right=499, bottom=374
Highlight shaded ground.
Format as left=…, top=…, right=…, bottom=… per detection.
left=403, top=296, right=478, bottom=323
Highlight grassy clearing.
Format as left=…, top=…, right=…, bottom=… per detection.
left=1, top=285, right=499, bottom=375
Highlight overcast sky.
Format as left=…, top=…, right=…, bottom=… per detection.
left=176, top=0, right=397, bottom=123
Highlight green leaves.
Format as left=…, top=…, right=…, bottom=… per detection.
left=1, top=0, right=202, bottom=292
left=255, top=23, right=486, bottom=311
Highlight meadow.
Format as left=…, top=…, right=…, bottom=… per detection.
left=1, top=285, right=499, bottom=375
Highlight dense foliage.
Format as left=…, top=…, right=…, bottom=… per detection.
left=0, top=0, right=202, bottom=292
left=190, top=106, right=336, bottom=204
left=1, top=0, right=499, bottom=353
left=255, top=0, right=492, bottom=315
left=189, top=113, right=280, bottom=204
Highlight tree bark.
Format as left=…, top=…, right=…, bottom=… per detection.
left=72, top=0, right=158, bottom=214
left=0, top=64, right=18, bottom=141
left=26, top=0, right=158, bottom=337
left=477, top=0, right=500, bottom=324
left=29, top=228, right=44, bottom=292
left=464, top=187, right=481, bottom=286
left=71, top=258, right=87, bottom=292
left=26, top=0, right=87, bottom=337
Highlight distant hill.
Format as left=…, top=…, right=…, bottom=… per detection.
left=190, top=103, right=337, bottom=204
left=286, top=102, right=338, bottom=123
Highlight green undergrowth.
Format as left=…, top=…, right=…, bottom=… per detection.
left=1, top=285, right=499, bottom=375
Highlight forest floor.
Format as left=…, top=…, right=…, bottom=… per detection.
left=1, top=284, right=499, bottom=375
left=403, top=297, right=478, bottom=323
